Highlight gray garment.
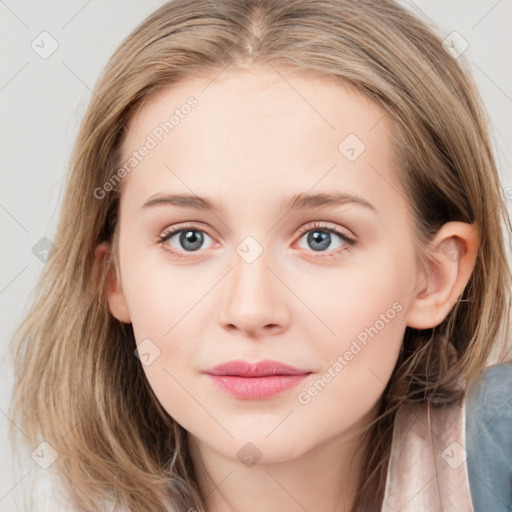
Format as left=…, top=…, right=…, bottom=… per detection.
left=465, top=361, right=512, bottom=511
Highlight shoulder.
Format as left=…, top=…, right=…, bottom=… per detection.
left=467, top=360, right=512, bottom=398
left=465, top=361, right=512, bottom=429
left=465, top=362, right=512, bottom=512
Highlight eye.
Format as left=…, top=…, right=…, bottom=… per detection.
left=295, top=222, right=356, bottom=256
left=158, top=223, right=215, bottom=257
left=157, top=221, right=356, bottom=260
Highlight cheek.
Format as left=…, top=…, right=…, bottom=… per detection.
left=120, top=253, right=208, bottom=393
left=294, top=247, right=413, bottom=412
left=300, top=243, right=414, bottom=353
left=122, top=263, right=206, bottom=433
left=293, top=301, right=407, bottom=445
left=121, top=246, right=203, bottom=340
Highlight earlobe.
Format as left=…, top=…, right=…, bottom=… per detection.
left=95, top=242, right=131, bottom=323
left=406, top=222, right=479, bottom=330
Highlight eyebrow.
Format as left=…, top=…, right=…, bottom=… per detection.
left=141, top=191, right=377, bottom=214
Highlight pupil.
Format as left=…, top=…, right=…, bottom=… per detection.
left=308, top=230, right=330, bottom=251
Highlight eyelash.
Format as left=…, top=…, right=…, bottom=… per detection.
left=157, top=221, right=357, bottom=260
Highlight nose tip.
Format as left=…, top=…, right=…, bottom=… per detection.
left=218, top=256, right=291, bottom=338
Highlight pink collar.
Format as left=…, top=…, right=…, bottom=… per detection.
left=381, top=399, right=474, bottom=511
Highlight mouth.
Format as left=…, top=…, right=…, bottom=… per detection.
left=203, top=360, right=312, bottom=400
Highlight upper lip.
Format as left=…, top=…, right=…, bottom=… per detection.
left=204, top=359, right=311, bottom=377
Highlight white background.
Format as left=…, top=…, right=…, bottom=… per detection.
left=1, top=1, right=511, bottom=510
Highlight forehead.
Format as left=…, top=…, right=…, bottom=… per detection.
left=122, top=64, right=389, bottom=153
left=118, top=64, right=402, bottom=215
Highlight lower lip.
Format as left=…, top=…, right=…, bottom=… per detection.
left=206, top=374, right=309, bottom=399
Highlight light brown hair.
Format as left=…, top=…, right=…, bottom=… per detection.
left=10, top=0, right=512, bottom=511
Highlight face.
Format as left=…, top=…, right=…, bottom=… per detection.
left=109, top=65, right=419, bottom=465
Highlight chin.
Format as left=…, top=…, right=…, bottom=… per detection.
left=218, top=428, right=313, bottom=465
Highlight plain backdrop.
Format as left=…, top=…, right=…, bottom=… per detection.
left=1, top=0, right=511, bottom=510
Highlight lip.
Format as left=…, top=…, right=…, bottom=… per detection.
left=203, top=360, right=311, bottom=400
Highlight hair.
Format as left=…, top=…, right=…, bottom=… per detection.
left=9, top=0, right=512, bottom=511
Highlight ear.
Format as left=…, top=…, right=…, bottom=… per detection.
left=406, top=222, right=479, bottom=329
left=95, top=242, right=131, bottom=323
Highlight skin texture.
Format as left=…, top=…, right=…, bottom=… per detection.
left=101, top=64, right=479, bottom=512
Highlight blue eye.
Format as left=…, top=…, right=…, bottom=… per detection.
left=157, top=221, right=356, bottom=260
left=158, top=225, right=214, bottom=257
left=296, top=223, right=356, bottom=254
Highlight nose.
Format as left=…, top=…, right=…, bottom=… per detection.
left=218, top=249, right=292, bottom=338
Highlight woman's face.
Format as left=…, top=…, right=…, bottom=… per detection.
left=110, top=65, right=419, bottom=464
